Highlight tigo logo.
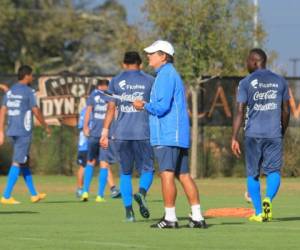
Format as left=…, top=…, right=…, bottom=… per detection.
left=251, top=79, right=258, bottom=89
left=119, top=80, right=126, bottom=90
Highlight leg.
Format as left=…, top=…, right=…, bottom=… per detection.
left=82, top=137, right=99, bottom=201
left=2, top=162, right=21, bottom=202
left=117, top=140, right=135, bottom=221
left=177, top=148, right=205, bottom=227
left=77, top=166, right=84, bottom=189
left=245, top=137, right=263, bottom=217
left=97, top=161, right=109, bottom=200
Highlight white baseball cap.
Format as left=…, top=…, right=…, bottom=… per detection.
left=144, top=40, right=175, bottom=56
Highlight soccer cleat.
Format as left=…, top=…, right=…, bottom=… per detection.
left=76, top=188, right=83, bottom=198
left=262, top=197, right=272, bottom=221
left=95, top=196, right=106, bottom=203
left=133, top=192, right=150, bottom=218
left=31, top=193, right=47, bottom=203
left=125, top=209, right=135, bottom=222
left=188, top=218, right=208, bottom=229
left=151, top=218, right=179, bottom=229
left=81, top=192, right=89, bottom=202
left=1, top=197, right=21, bottom=205
left=110, top=188, right=121, bottom=198
left=248, top=213, right=264, bottom=222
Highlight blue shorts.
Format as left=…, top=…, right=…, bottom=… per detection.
left=10, top=136, right=32, bottom=164
left=99, top=139, right=119, bottom=164
left=115, top=140, right=154, bottom=175
left=87, top=136, right=100, bottom=162
left=153, top=146, right=189, bottom=176
left=77, top=150, right=88, bottom=166
left=245, top=137, right=283, bottom=177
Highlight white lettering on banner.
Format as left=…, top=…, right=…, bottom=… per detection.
left=42, top=100, right=54, bottom=116
left=120, top=105, right=139, bottom=113
left=53, top=99, right=64, bottom=115
left=253, top=103, right=277, bottom=111
left=7, top=100, right=21, bottom=108
left=64, top=98, right=74, bottom=114
left=253, top=90, right=277, bottom=101
left=8, top=109, right=21, bottom=116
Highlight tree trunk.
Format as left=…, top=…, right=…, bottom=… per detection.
left=190, top=84, right=199, bottom=179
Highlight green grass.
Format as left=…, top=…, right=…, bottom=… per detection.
left=0, top=176, right=299, bottom=250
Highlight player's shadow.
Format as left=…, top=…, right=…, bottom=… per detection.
left=148, top=199, right=163, bottom=203
left=42, top=201, right=80, bottom=204
left=0, top=211, right=39, bottom=215
left=273, top=217, right=300, bottom=222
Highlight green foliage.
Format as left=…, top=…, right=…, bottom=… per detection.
left=144, top=0, right=266, bottom=80
left=0, top=0, right=140, bottom=74
left=30, top=126, right=77, bottom=175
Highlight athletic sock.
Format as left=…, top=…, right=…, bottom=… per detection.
left=83, top=164, right=94, bottom=193
left=3, top=165, right=20, bottom=199
left=120, top=174, right=132, bottom=207
left=139, top=171, right=154, bottom=195
left=191, top=204, right=204, bottom=221
left=266, top=172, right=281, bottom=201
left=247, top=176, right=262, bottom=215
left=98, top=168, right=108, bottom=197
left=164, top=207, right=177, bottom=222
left=21, top=167, right=38, bottom=196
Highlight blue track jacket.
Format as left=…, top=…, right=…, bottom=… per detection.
left=144, top=63, right=190, bottom=148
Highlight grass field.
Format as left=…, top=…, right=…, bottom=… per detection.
left=0, top=176, right=299, bottom=250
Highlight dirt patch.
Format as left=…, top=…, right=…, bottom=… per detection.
left=205, top=207, right=254, bottom=218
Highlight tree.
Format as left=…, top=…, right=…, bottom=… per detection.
left=0, top=0, right=139, bottom=74
left=144, top=0, right=265, bottom=178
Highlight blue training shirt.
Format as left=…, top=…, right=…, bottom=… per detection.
left=109, top=70, right=154, bottom=140
left=2, top=83, right=37, bottom=137
left=77, top=107, right=88, bottom=151
left=237, top=69, right=290, bottom=138
left=86, top=89, right=112, bottom=138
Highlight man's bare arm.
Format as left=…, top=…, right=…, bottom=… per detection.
left=281, top=100, right=290, bottom=136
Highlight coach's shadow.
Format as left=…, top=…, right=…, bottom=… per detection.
left=0, top=211, right=39, bottom=215
left=273, top=216, right=300, bottom=222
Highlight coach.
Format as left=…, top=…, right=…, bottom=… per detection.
left=133, top=40, right=207, bottom=229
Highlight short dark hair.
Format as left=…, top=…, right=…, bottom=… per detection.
left=250, top=48, right=267, bottom=65
left=97, top=79, right=109, bottom=86
left=157, top=51, right=174, bottom=63
left=123, top=51, right=142, bottom=65
left=18, top=65, right=32, bottom=80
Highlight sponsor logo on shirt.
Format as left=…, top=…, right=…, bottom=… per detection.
left=253, top=90, right=278, bottom=101
left=24, top=110, right=32, bottom=131
left=251, top=79, right=258, bottom=89
left=119, top=80, right=126, bottom=90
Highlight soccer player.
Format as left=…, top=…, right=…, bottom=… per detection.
left=0, top=65, right=50, bottom=204
left=133, top=40, right=207, bottom=229
left=76, top=106, right=88, bottom=197
left=81, top=79, right=120, bottom=202
left=231, top=48, right=290, bottom=222
left=100, top=51, right=155, bottom=222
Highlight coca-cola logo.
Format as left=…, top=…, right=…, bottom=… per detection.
left=253, top=90, right=277, bottom=101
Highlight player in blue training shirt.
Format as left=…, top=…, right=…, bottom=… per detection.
left=100, top=51, right=155, bottom=222
left=0, top=65, right=51, bottom=204
left=81, top=79, right=120, bottom=202
left=76, top=106, right=89, bottom=197
left=232, top=48, right=290, bottom=222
